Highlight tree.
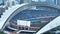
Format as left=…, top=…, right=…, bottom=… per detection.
left=0, top=31, right=5, bottom=34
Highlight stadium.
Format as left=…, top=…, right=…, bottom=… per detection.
left=0, top=0, right=60, bottom=34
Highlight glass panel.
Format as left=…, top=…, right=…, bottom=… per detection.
left=0, top=0, right=4, bottom=5
left=16, top=0, right=24, bottom=4
left=32, top=0, right=56, bottom=5
left=57, top=0, right=60, bottom=5
left=32, top=0, right=37, bottom=1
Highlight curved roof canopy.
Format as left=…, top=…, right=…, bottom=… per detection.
left=1, top=2, right=60, bottom=34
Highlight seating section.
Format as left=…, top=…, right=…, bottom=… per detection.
left=9, top=9, right=59, bottom=31
left=11, top=10, right=58, bottom=23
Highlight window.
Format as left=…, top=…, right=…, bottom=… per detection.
left=40, top=0, right=46, bottom=2
left=32, top=0, right=39, bottom=2
left=0, top=0, right=4, bottom=5
left=16, top=0, right=23, bottom=4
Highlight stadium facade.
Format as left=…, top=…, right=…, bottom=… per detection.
left=0, top=0, right=60, bottom=34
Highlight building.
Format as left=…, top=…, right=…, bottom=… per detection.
left=0, top=0, right=60, bottom=34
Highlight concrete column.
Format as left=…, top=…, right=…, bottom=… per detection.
left=57, top=0, right=60, bottom=5
left=24, top=0, right=32, bottom=3
left=9, top=0, right=16, bottom=6
left=5, top=0, right=16, bottom=7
